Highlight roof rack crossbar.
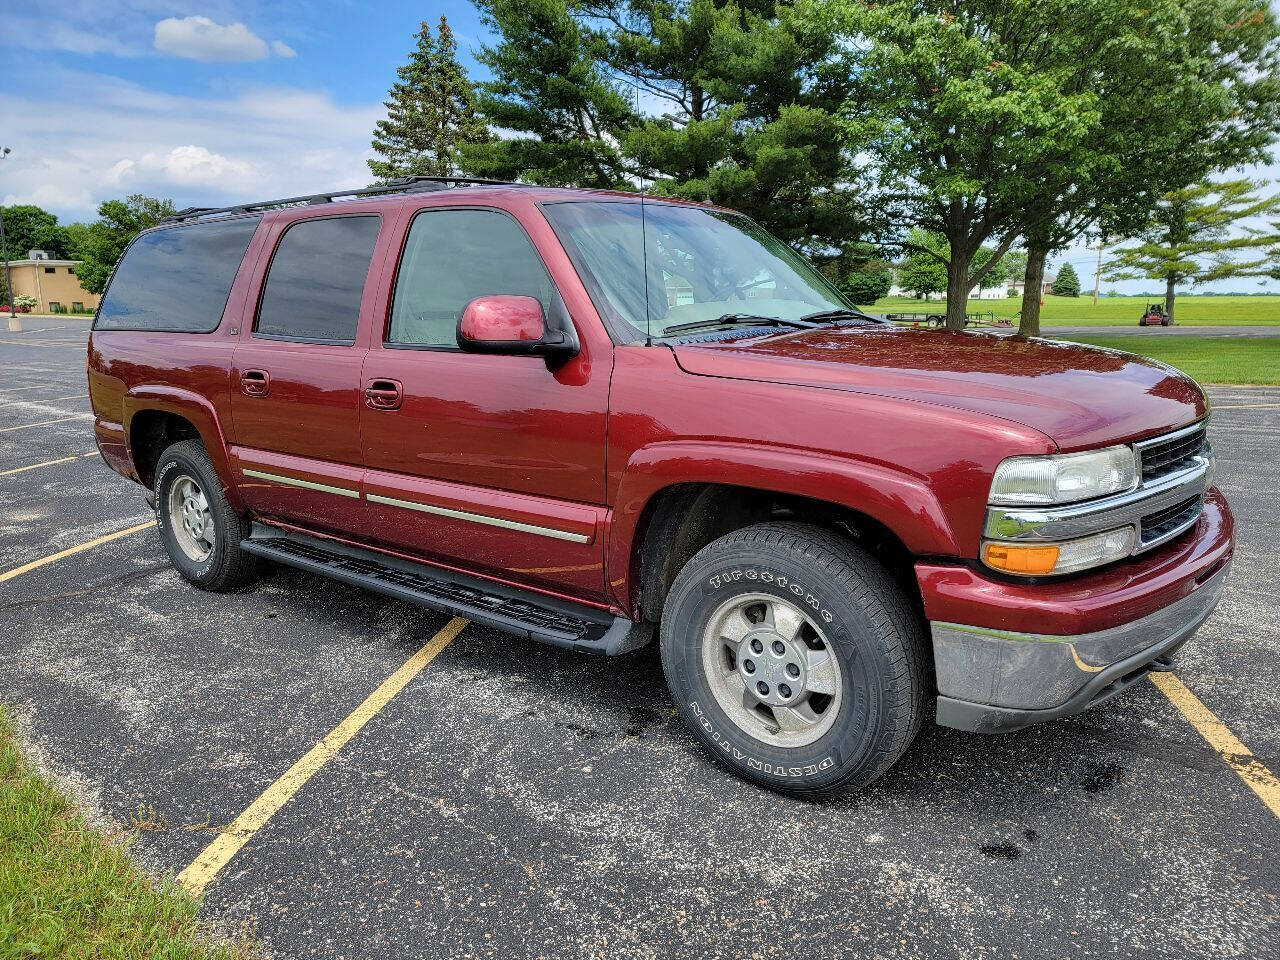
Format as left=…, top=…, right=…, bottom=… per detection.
left=161, top=176, right=523, bottom=223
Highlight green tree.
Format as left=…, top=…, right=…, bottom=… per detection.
left=897, top=230, right=948, bottom=298
left=819, top=243, right=893, bottom=304
left=73, top=195, right=177, bottom=295
left=462, top=0, right=633, bottom=187
left=1051, top=262, right=1081, bottom=297
left=464, top=0, right=868, bottom=263
left=1000, top=0, right=1280, bottom=335
left=370, top=17, right=490, bottom=180
left=1106, top=179, right=1279, bottom=322
left=819, top=0, right=1280, bottom=332
left=896, top=230, right=1008, bottom=299
left=0, top=205, right=68, bottom=260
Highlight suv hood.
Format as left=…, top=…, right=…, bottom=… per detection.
left=672, top=327, right=1207, bottom=450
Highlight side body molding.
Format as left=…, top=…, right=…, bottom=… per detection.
left=605, top=440, right=959, bottom=616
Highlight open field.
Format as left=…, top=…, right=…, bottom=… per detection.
left=0, top=708, right=249, bottom=959
left=1060, top=335, right=1280, bottom=385
left=867, top=294, right=1280, bottom=325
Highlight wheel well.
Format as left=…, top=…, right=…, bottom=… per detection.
left=635, top=483, right=921, bottom=623
left=129, top=411, right=201, bottom=488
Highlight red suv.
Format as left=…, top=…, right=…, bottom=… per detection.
left=87, top=178, right=1232, bottom=796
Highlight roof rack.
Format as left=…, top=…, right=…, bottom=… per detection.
left=160, top=176, right=522, bottom=224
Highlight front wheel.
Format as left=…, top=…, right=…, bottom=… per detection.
left=660, top=522, right=927, bottom=798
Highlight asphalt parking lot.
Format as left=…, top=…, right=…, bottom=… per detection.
left=1, top=316, right=1277, bottom=959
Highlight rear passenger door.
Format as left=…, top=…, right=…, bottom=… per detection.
left=229, top=213, right=384, bottom=538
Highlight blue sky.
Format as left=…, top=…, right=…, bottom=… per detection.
left=2, top=1, right=1276, bottom=293
left=0, top=1, right=489, bottom=220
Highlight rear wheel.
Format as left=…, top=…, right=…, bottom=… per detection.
left=154, top=439, right=261, bottom=591
left=660, top=522, right=927, bottom=798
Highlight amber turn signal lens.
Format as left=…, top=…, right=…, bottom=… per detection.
left=982, top=542, right=1060, bottom=575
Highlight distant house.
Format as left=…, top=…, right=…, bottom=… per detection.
left=887, top=273, right=1012, bottom=300
left=3, top=252, right=101, bottom=314
left=1009, top=272, right=1056, bottom=298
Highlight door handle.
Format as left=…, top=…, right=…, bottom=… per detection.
left=364, top=378, right=403, bottom=410
left=241, top=369, right=270, bottom=397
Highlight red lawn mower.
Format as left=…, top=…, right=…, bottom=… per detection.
left=1139, top=302, right=1173, bottom=326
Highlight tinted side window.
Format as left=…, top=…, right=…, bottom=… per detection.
left=95, top=216, right=261, bottom=332
left=256, top=216, right=381, bottom=343
left=388, top=209, right=554, bottom=347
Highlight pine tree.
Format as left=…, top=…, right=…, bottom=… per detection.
left=1051, top=263, right=1081, bottom=297
left=1106, top=180, right=1280, bottom=322
left=462, top=0, right=867, bottom=261
left=369, top=17, right=490, bottom=181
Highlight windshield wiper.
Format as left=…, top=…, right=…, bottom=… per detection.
left=799, top=308, right=890, bottom=325
left=661, top=313, right=820, bottom=337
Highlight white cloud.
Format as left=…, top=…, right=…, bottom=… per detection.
left=153, top=16, right=297, bottom=63
left=0, top=69, right=381, bottom=221
left=106, top=145, right=258, bottom=190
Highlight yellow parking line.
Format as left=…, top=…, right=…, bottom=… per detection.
left=177, top=616, right=469, bottom=896
left=0, top=414, right=92, bottom=433
left=0, top=520, right=154, bottom=584
left=1211, top=403, right=1280, bottom=409
left=0, top=451, right=98, bottom=477
left=1150, top=673, right=1280, bottom=819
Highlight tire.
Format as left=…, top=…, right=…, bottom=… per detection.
left=153, top=439, right=261, bottom=591
left=660, top=522, right=927, bottom=798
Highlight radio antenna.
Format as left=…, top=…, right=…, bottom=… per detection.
left=635, top=81, right=653, bottom=346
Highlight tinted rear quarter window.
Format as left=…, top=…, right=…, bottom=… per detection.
left=95, top=216, right=261, bottom=332
left=255, top=215, right=381, bottom=343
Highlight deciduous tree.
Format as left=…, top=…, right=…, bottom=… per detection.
left=71, top=195, right=177, bottom=295
left=819, top=0, right=1280, bottom=332
left=0, top=205, right=68, bottom=261
left=370, top=17, right=491, bottom=180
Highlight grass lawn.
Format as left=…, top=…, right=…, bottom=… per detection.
left=865, top=294, right=1280, bottom=326
left=1057, top=335, right=1280, bottom=385
left=0, top=708, right=250, bottom=960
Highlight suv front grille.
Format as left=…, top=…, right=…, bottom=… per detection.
left=1140, top=495, right=1202, bottom=546
left=1139, top=424, right=1206, bottom=483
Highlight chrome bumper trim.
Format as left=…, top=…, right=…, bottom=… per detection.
left=931, top=560, right=1230, bottom=714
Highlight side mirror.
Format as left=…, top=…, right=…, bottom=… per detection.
left=457, top=295, right=579, bottom=362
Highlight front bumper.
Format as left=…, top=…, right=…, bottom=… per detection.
left=918, top=489, right=1234, bottom=733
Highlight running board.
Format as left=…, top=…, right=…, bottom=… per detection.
left=242, top=526, right=651, bottom=656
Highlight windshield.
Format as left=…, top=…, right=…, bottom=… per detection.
left=540, top=200, right=853, bottom=342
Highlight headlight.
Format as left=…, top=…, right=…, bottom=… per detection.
left=989, top=446, right=1138, bottom=506
left=982, top=526, right=1136, bottom=577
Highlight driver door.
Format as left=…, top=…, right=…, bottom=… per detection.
left=358, top=205, right=612, bottom=601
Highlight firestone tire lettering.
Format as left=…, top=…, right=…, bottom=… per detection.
left=710, top=567, right=834, bottom=624
left=689, top=700, right=834, bottom=778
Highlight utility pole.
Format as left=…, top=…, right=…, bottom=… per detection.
left=1092, top=239, right=1104, bottom=308
left=0, top=147, right=17, bottom=333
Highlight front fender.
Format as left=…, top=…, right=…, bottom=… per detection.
left=122, top=386, right=242, bottom=512
left=606, top=440, right=959, bottom=615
